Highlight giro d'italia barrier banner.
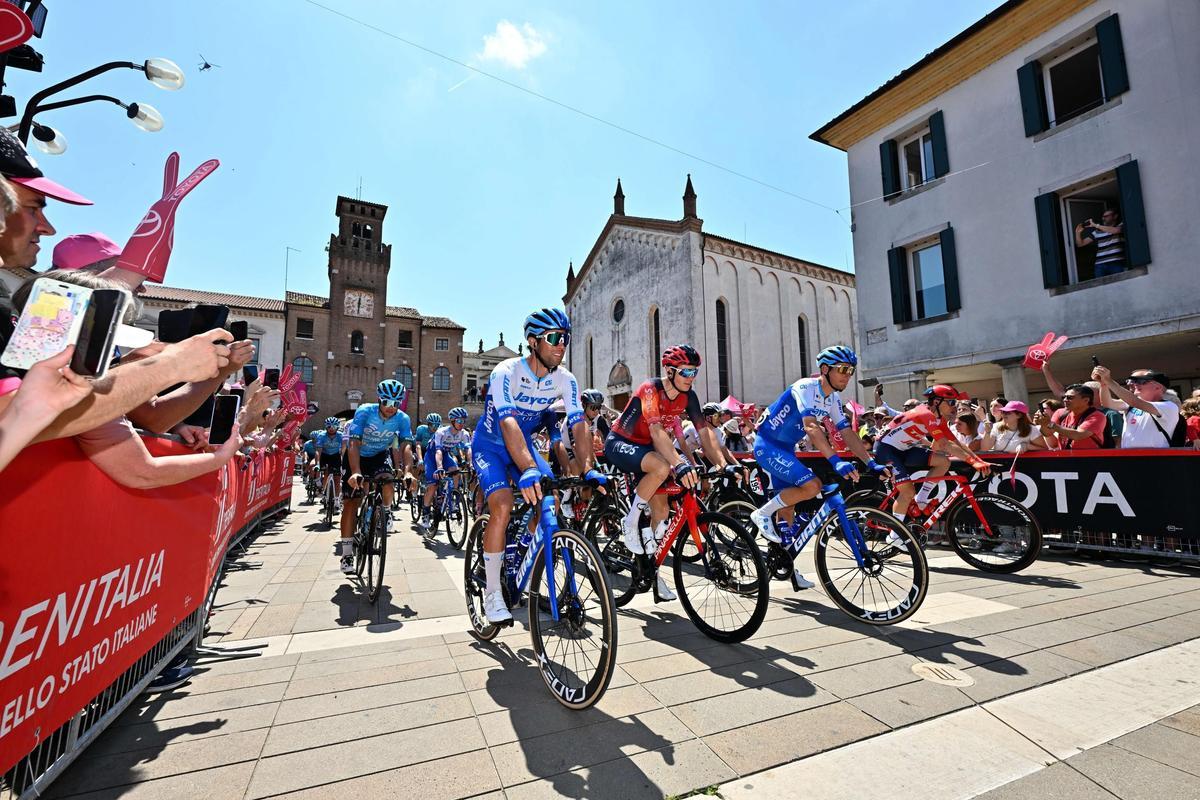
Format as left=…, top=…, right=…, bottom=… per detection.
left=0, top=437, right=293, bottom=774
left=788, top=449, right=1200, bottom=538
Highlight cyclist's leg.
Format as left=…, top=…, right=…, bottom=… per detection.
left=750, top=437, right=821, bottom=540
left=421, top=452, right=439, bottom=521
left=338, top=461, right=364, bottom=570
left=874, top=442, right=925, bottom=520
left=913, top=450, right=949, bottom=510
left=474, top=445, right=524, bottom=622
left=603, top=435, right=664, bottom=547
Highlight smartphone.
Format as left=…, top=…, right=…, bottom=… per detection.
left=209, top=394, right=241, bottom=445
left=157, top=308, right=193, bottom=343
left=229, top=387, right=245, bottom=404
left=264, top=368, right=280, bottom=390
left=229, top=320, right=248, bottom=342
left=188, top=304, right=230, bottom=338
left=1091, top=356, right=1101, bottom=368
left=70, top=289, right=130, bottom=379
left=1, top=278, right=92, bottom=371
left=242, top=364, right=259, bottom=385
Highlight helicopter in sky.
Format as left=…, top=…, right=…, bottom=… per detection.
left=197, top=54, right=221, bottom=72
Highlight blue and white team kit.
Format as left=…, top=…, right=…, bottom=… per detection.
left=424, top=424, right=472, bottom=481
left=754, top=377, right=849, bottom=489
left=472, top=356, right=584, bottom=497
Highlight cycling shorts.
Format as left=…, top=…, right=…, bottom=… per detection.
left=872, top=441, right=932, bottom=480
left=753, top=436, right=817, bottom=492
left=319, top=453, right=342, bottom=473
left=603, top=433, right=654, bottom=479
left=471, top=440, right=553, bottom=500
left=424, top=451, right=459, bottom=483
left=341, top=451, right=393, bottom=498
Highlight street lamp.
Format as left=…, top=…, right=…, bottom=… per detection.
left=19, top=93, right=166, bottom=154
left=29, top=122, right=64, bottom=155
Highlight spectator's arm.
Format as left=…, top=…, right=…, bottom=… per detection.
left=124, top=335, right=256, bottom=432
left=979, top=424, right=997, bottom=451
left=1042, top=360, right=1066, bottom=399
left=1093, top=366, right=1154, bottom=415
left=79, top=423, right=241, bottom=489
left=0, top=346, right=94, bottom=471
left=1027, top=432, right=1049, bottom=450
left=1074, top=223, right=1093, bottom=248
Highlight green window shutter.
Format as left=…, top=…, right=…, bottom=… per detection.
left=1115, top=160, right=1151, bottom=267
left=887, top=246, right=912, bottom=324
left=1096, top=14, right=1130, bottom=98
left=880, top=139, right=901, bottom=199
left=928, top=111, right=950, bottom=178
left=1017, top=61, right=1049, bottom=136
left=1034, top=191, right=1066, bottom=288
left=939, top=227, right=961, bottom=311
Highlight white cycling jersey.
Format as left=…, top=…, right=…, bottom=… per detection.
left=474, top=356, right=584, bottom=451
left=433, top=424, right=471, bottom=450
left=758, top=377, right=848, bottom=447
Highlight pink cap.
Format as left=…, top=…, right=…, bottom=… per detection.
left=999, top=400, right=1029, bottom=415
left=53, top=232, right=122, bottom=271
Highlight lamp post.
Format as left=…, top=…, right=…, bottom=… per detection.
left=284, top=246, right=300, bottom=299
left=24, top=94, right=165, bottom=155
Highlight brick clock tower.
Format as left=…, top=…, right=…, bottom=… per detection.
left=286, top=196, right=465, bottom=433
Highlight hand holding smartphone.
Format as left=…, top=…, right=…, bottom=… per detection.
left=1, top=278, right=132, bottom=379
left=209, top=394, right=241, bottom=445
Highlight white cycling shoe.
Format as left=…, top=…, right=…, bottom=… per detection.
left=655, top=573, right=676, bottom=602
left=340, top=555, right=355, bottom=575
left=622, top=520, right=646, bottom=555
left=884, top=530, right=908, bottom=551
left=791, top=570, right=815, bottom=591
left=750, top=509, right=781, bottom=543
left=484, top=591, right=513, bottom=624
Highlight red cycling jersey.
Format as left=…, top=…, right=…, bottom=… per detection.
left=876, top=405, right=954, bottom=451
left=611, top=378, right=706, bottom=446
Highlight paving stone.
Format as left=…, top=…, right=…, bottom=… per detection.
left=972, top=761, right=1119, bottom=799
left=245, top=603, right=304, bottom=638
left=118, top=683, right=287, bottom=725
left=848, top=678, right=974, bottom=729
left=294, top=631, right=449, bottom=663
left=962, top=650, right=1092, bottom=703
left=669, top=680, right=838, bottom=737
left=283, top=653, right=458, bottom=699
left=288, top=641, right=452, bottom=681
left=1001, top=618, right=1111, bottom=649
left=272, top=671, right=464, bottom=724
left=1159, top=706, right=1200, bottom=737
left=809, top=653, right=924, bottom=699
left=45, top=762, right=257, bottom=800
left=180, top=665, right=294, bottom=695
left=703, top=700, right=888, bottom=775
left=642, top=654, right=806, bottom=706
left=1047, top=630, right=1165, bottom=668
left=476, top=684, right=664, bottom=746
left=1109, top=722, right=1200, bottom=778
left=1066, top=743, right=1200, bottom=800
left=281, top=749, right=503, bottom=800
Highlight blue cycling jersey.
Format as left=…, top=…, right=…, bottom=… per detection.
left=309, top=430, right=344, bottom=455
left=413, top=425, right=434, bottom=450
left=303, top=440, right=316, bottom=456
left=348, top=403, right=413, bottom=458
left=758, top=377, right=849, bottom=448
left=474, top=357, right=584, bottom=451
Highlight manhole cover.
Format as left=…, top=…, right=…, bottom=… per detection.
left=911, top=661, right=975, bottom=687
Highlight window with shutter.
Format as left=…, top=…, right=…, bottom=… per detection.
left=928, top=111, right=949, bottom=178
left=880, top=139, right=901, bottom=199
left=939, top=227, right=961, bottom=312
left=1017, top=61, right=1049, bottom=136
left=1035, top=191, right=1066, bottom=287
left=887, top=247, right=912, bottom=324
left=1115, top=160, right=1150, bottom=267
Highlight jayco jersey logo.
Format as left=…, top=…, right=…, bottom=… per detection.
left=513, top=392, right=554, bottom=406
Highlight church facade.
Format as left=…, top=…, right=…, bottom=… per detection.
left=564, top=178, right=860, bottom=410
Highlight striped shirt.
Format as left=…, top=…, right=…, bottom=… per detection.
left=1092, top=224, right=1125, bottom=268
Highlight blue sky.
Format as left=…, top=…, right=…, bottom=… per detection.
left=14, top=0, right=1000, bottom=347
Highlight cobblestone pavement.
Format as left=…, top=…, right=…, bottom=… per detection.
left=45, top=483, right=1200, bottom=799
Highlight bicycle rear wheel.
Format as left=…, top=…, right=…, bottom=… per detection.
left=365, top=500, right=388, bottom=604
left=585, top=507, right=639, bottom=607
left=945, top=493, right=1042, bottom=573
left=527, top=528, right=618, bottom=710
left=464, top=516, right=499, bottom=641
left=446, top=490, right=469, bottom=549
left=673, top=512, right=769, bottom=643
left=815, top=507, right=928, bottom=625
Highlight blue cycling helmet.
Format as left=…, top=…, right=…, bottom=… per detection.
left=425, top=412, right=442, bottom=427
left=448, top=407, right=468, bottom=422
left=524, top=307, right=571, bottom=339
left=377, top=379, right=406, bottom=403
left=323, top=416, right=339, bottom=428
left=816, top=345, right=858, bottom=368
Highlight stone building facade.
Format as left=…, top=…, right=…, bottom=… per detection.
left=461, top=335, right=519, bottom=421
left=564, top=178, right=860, bottom=410
left=283, top=196, right=464, bottom=431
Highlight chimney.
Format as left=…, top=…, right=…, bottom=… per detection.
left=613, top=178, right=625, bottom=216
left=683, top=174, right=697, bottom=219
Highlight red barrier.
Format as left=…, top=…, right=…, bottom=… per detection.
left=0, top=437, right=292, bottom=774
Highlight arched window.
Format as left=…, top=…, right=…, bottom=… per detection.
left=393, top=365, right=414, bottom=391
left=350, top=330, right=364, bottom=354
left=797, top=317, right=810, bottom=376
left=649, top=307, right=661, bottom=373
left=432, top=366, right=451, bottom=391
left=715, top=299, right=730, bottom=398
left=291, top=356, right=314, bottom=385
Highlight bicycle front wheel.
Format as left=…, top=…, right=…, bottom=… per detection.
left=585, top=507, right=638, bottom=607
left=324, top=481, right=335, bottom=527
left=527, top=528, right=618, bottom=710
left=815, top=507, right=928, bottom=625
left=945, top=493, right=1043, bottom=573
left=673, top=512, right=769, bottom=643
left=446, top=490, right=469, bottom=550
left=365, top=502, right=388, bottom=604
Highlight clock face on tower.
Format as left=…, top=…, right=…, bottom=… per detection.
left=343, top=289, right=374, bottom=318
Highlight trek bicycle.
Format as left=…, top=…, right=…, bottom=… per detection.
left=587, top=470, right=770, bottom=642
left=352, top=468, right=395, bottom=604
left=427, top=468, right=469, bottom=549
left=464, top=476, right=617, bottom=710
left=846, top=467, right=1042, bottom=573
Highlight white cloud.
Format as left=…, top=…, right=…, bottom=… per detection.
left=477, top=21, right=547, bottom=70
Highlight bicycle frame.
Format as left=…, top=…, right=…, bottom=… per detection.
left=647, top=486, right=708, bottom=568
left=879, top=474, right=995, bottom=536
left=509, top=495, right=577, bottom=623
left=781, top=485, right=871, bottom=569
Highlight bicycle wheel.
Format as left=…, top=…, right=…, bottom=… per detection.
left=844, top=488, right=887, bottom=509
left=945, top=493, right=1043, bottom=573
left=464, top=516, right=499, bottom=641
left=585, top=507, right=639, bottom=607
left=527, top=527, right=618, bottom=710
left=353, top=504, right=369, bottom=578
left=446, top=490, right=469, bottom=550
left=323, top=480, right=335, bottom=527
left=814, top=507, right=928, bottom=625
left=364, top=500, right=388, bottom=603
left=672, top=512, right=769, bottom=643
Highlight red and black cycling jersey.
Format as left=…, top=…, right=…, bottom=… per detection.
left=610, top=378, right=707, bottom=446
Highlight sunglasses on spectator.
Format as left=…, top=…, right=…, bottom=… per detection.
left=827, top=365, right=856, bottom=375
left=1062, top=393, right=1082, bottom=401
left=538, top=331, right=570, bottom=347
left=1125, top=376, right=1158, bottom=386
left=676, top=367, right=699, bottom=378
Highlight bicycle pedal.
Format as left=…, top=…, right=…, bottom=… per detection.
left=492, top=617, right=515, bottom=629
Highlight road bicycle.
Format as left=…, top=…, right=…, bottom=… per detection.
left=427, top=468, right=469, bottom=549
left=321, top=468, right=338, bottom=528
left=464, top=476, right=617, bottom=710
left=303, top=467, right=320, bottom=504
left=352, top=469, right=395, bottom=604
left=846, top=468, right=1042, bottom=573
left=587, top=471, right=770, bottom=642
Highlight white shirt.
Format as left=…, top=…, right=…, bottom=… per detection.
left=987, top=423, right=1039, bottom=453
left=1121, top=401, right=1181, bottom=449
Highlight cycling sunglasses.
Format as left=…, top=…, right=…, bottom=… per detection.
left=584, top=403, right=602, bottom=411
left=827, top=365, right=856, bottom=375
left=538, top=331, right=570, bottom=347
left=676, top=367, right=699, bottom=378
left=378, top=398, right=400, bottom=407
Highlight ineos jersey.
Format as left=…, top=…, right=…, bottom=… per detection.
left=876, top=406, right=953, bottom=451
left=611, top=378, right=706, bottom=446
left=758, top=378, right=848, bottom=448
left=474, top=357, right=584, bottom=450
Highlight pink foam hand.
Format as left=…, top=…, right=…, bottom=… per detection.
left=1022, top=331, right=1068, bottom=371
left=279, top=365, right=301, bottom=398
left=116, top=153, right=220, bottom=283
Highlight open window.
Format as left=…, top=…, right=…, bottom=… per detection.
left=887, top=227, right=961, bottom=324
left=350, top=330, right=364, bottom=354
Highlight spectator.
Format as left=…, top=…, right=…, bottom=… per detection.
left=902, top=398, right=920, bottom=412
left=0, top=345, right=93, bottom=471
left=953, top=413, right=982, bottom=452
left=1039, top=397, right=1063, bottom=418
left=0, top=127, right=92, bottom=270
left=988, top=396, right=1008, bottom=426
left=1042, top=356, right=1122, bottom=439
left=52, top=231, right=122, bottom=272
left=981, top=401, right=1047, bottom=452
left=1181, top=398, right=1200, bottom=450
left=1074, top=208, right=1125, bottom=278
left=1094, top=366, right=1181, bottom=448
left=1035, top=384, right=1109, bottom=449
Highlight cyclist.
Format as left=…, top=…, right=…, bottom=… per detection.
left=874, top=383, right=991, bottom=525
left=472, top=307, right=607, bottom=624
left=309, top=417, right=345, bottom=506
left=302, top=435, right=319, bottom=483
left=420, top=407, right=471, bottom=532
left=340, top=379, right=414, bottom=574
left=605, top=344, right=733, bottom=601
left=413, top=415, right=437, bottom=461
left=748, top=346, right=884, bottom=589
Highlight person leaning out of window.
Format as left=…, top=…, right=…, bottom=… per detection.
left=1074, top=208, right=1125, bottom=278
